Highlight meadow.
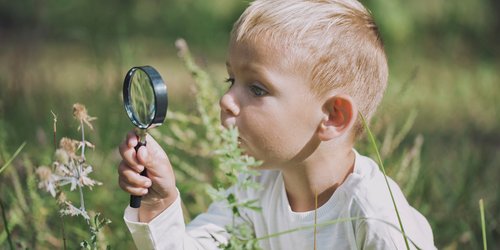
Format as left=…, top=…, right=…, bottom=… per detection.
left=0, top=0, right=499, bottom=249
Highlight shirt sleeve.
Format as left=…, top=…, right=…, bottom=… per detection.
left=124, top=190, right=236, bottom=250
left=354, top=201, right=437, bottom=250
left=351, top=154, right=437, bottom=250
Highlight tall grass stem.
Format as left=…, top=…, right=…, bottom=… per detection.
left=479, top=199, right=487, bottom=250
left=51, top=111, right=67, bottom=250
left=0, top=142, right=26, bottom=175
left=359, top=113, right=410, bottom=250
left=255, top=217, right=362, bottom=242
left=0, top=198, right=14, bottom=250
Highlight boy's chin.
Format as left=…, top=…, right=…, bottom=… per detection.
left=237, top=146, right=269, bottom=169
left=237, top=138, right=250, bottom=155
left=237, top=140, right=273, bottom=169
left=253, top=163, right=274, bottom=170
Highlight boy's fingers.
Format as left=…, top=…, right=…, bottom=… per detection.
left=118, top=141, right=143, bottom=172
left=118, top=142, right=133, bottom=161
left=126, top=131, right=139, bottom=148
left=119, top=136, right=142, bottom=169
left=121, top=131, right=152, bottom=166
left=136, top=145, right=149, bottom=165
left=118, top=161, right=151, bottom=183
left=119, top=131, right=138, bottom=157
left=118, top=179, right=149, bottom=196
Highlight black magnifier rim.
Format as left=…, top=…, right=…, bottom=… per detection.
left=123, top=66, right=168, bottom=129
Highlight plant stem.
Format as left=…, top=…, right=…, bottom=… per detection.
left=78, top=185, right=87, bottom=219
left=60, top=213, right=67, bottom=250
left=77, top=119, right=89, bottom=223
left=0, top=197, right=14, bottom=250
left=479, top=199, right=487, bottom=250
left=360, top=113, right=410, bottom=250
left=80, top=120, right=86, bottom=160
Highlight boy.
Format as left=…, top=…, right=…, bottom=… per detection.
left=118, top=0, right=436, bottom=249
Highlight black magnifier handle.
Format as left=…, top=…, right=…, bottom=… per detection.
left=130, top=139, right=147, bottom=208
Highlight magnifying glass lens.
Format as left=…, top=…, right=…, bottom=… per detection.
left=129, top=69, right=155, bottom=128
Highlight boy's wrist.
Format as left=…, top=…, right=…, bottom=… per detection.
left=138, top=191, right=178, bottom=223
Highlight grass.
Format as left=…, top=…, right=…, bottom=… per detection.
left=0, top=190, right=14, bottom=250
left=0, top=142, right=26, bottom=175
left=0, top=35, right=498, bottom=248
left=480, top=199, right=487, bottom=250
left=360, top=113, right=410, bottom=249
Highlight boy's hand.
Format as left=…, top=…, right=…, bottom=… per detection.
left=118, top=131, right=178, bottom=222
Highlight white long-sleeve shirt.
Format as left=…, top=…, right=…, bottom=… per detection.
left=124, top=151, right=436, bottom=249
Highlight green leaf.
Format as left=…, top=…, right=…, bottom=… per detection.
left=0, top=142, right=26, bottom=175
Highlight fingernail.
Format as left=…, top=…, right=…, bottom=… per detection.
left=145, top=180, right=151, bottom=187
left=142, top=189, right=148, bottom=195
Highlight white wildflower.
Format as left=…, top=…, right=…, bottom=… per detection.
left=79, top=165, right=102, bottom=189
left=53, top=161, right=71, bottom=176
left=54, top=148, right=70, bottom=164
left=59, top=137, right=80, bottom=160
left=78, top=140, right=95, bottom=152
left=36, top=166, right=60, bottom=197
left=53, top=159, right=78, bottom=191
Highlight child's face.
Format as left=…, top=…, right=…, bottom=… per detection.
left=220, top=40, right=325, bottom=168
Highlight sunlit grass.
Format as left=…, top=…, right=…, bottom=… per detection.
left=480, top=199, right=487, bottom=250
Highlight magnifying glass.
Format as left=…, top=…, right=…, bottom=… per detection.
left=123, top=65, right=168, bottom=208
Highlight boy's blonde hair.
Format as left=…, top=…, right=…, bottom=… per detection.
left=231, top=0, right=388, bottom=137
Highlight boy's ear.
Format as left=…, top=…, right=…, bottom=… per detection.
left=317, top=95, right=357, bottom=141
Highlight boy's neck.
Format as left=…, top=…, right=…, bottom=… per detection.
left=280, top=145, right=355, bottom=212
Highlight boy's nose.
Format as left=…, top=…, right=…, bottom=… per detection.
left=219, top=92, right=240, bottom=126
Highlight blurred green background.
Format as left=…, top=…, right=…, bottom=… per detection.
left=0, top=0, right=499, bottom=249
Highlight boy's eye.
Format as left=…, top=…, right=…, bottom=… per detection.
left=225, top=77, right=235, bottom=89
left=249, top=85, right=268, bottom=97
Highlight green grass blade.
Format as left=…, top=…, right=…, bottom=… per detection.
left=255, top=217, right=363, bottom=242
left=0, top=198, right=14, bottom=250
left=479, top=199, right=487, bottom=250
left=0, top=142, right=27, bottom=175
left=359, top=113, right=410, bottom=250
left=254, top=216, right=419, bottom=248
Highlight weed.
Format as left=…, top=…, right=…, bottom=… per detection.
left=36, top=104, right=110, bottom=249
